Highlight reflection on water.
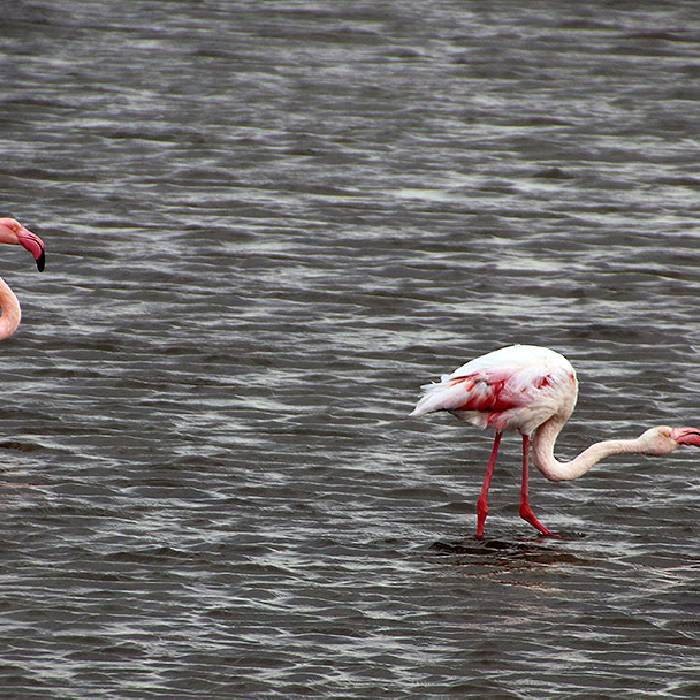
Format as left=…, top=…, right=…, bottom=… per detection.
left=429, top=537, right=591, bottom=577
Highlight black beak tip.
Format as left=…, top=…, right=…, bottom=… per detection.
left=36, top=251, right=45, bottom=272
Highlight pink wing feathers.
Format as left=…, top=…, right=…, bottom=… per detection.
left=410, top=345, right=578, bottom=435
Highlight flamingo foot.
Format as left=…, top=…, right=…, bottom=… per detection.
left=519, top=503, right=554, bottom=537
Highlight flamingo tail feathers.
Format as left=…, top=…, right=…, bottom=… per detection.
left=410, top=376, right=470, bottom=417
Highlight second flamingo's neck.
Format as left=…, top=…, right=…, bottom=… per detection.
left=532, top=417, right=649, bottom=482
left=0, top=276, right=21, bottom=340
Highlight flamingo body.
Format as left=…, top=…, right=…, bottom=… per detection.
left=411, top=345, right=578, bottom=435
left=411, top=344, right=700, bottom=538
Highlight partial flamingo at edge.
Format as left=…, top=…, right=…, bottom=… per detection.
left=0, top=217, right=46, bottom=340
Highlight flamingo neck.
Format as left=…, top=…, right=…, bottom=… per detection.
left=0, top=276, right=21, bottom=340
left=532, top=417, right=648, bottom=482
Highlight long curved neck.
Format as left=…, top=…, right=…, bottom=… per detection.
left=533, top=417, right=648, bottom=482
left=0, top=276, right=21, bottom=340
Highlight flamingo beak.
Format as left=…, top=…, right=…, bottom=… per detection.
left=16, top=227, right=46, bottom=272
left=671, top=428, right=700, bottom=447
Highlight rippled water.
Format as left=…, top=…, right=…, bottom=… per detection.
left=1, top=1, right=700, bottom=697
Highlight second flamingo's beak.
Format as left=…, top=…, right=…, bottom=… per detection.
left=17, top=227, right=46, bottom=272
left=671, top=428, right=700, bottom=447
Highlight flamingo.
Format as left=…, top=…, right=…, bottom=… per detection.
left=0, top=218, right=45, bottom=339
left=410, top=344, right=700, bottom=538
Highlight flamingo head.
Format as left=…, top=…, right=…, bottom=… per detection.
left=670, top=427, right=700, bottom=448
left=0, top=218, right=45, bottom=271
left=639, top=426, right=700, bottom=455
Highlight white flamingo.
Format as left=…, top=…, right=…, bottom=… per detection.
left=411, top=345, right=700, bottom=538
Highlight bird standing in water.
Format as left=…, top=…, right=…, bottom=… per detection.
left=411, top=345, right=700, bottom=538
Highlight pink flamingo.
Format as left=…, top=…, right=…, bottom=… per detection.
left=411, top=345, right=700, bottom=538
left=0, top=218, right=45, bottom=339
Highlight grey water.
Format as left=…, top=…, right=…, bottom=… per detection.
left=1, top=1, right=699, bottom=697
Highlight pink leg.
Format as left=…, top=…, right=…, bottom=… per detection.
left=519, top=434, right=553, bottom=536
left=475, top=431, right=502, bottom=539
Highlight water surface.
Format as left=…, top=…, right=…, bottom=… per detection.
left=1, top=1, right=699, bottom=697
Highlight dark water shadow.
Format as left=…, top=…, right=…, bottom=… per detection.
left=427, top=533, right=591, bottom=571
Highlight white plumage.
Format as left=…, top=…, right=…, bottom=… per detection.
left=411, top=345, right=578, bottom=435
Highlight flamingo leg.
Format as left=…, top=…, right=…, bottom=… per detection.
left=475, top=431, right=502, bottom=539
left=519, top=434, right=553, bottom=536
